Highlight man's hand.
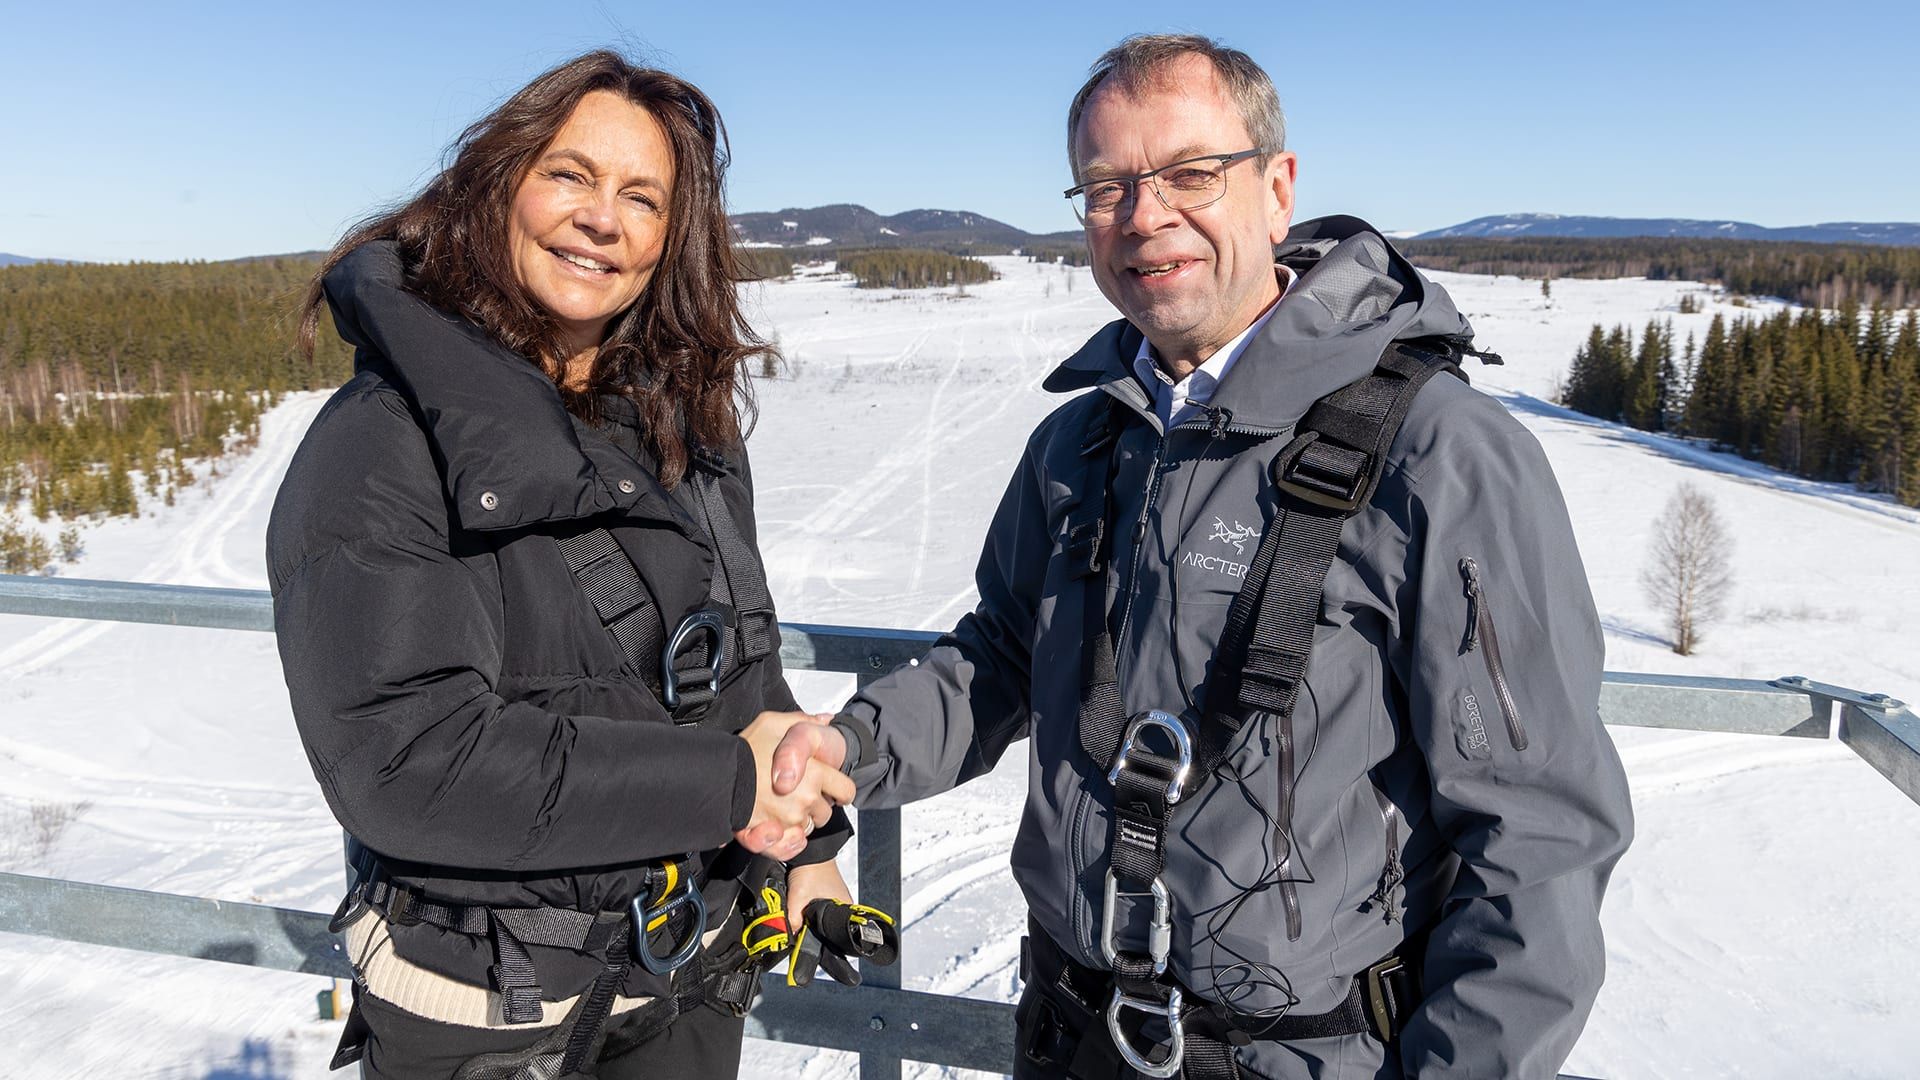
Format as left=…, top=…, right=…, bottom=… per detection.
left=771, top=718, right=849, bottom=796
left=737, top=711, right=853, bottom=860
left=785, top=860, right=853, bottom=928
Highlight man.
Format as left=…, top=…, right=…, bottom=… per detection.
left=756, top=34, right=1632, bottom=1079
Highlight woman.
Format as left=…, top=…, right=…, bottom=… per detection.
left=270, top=51, right=856, bottom=1079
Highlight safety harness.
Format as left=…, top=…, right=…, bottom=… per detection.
left=330, top=449, right=785, bottom=1074
left=1064, top=339, right=1473, bottom=1078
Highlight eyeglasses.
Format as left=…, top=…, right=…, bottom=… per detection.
left=1064, top=149, right=1265, bottom=226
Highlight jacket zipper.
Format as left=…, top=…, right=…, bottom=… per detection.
left=1459, top=557, right=1528, bottom=751
left=1274, top=710, right=1302, bottom=940
left=1365, top=783, right=1402, bottom=923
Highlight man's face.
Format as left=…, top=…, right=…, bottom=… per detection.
left=1073, top=55, right=1296, bottom=371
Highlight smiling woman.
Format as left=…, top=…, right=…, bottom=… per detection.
left=273, top=50, right=858, bottom=1080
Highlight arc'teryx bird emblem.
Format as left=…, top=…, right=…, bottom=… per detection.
left=1208, top=517, right=1261, bottom=555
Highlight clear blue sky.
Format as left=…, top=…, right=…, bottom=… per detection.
left=3, top=0, right=1914, bottom=262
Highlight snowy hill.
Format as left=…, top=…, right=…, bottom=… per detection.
left=729, top=204, right=1057, bottom=250
left=1418, top=213, right=1920, bottom=247
left=1, top=259, right=1916, bottom=1078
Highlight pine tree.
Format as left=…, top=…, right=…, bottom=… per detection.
left=1626, top=319, right=1669, bottom=430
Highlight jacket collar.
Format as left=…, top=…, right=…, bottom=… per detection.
left=323, top=240, right=700, bottom=536
left=1044, top=215, right=1475, bottom=431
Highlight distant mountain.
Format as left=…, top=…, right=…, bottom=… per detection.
left=730, top=204, right=1079, bottom=250
left=0, top=252, right=63, bottom=266
left=1417, top=214, right=1920, bottom=247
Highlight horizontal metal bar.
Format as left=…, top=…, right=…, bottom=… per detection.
left=0, top=871, right=350, bottom=977
left=0, top=575, right=274, bottom=633
left=779, top=622, right=940, bottom=675
left=1597, top=672, right=1831, bottom=737
left=0, top=576, right=942, bottom=676
left=1840, top=703, right=1920, bottom=806
left=746, top=981, right=1014, bottom=1073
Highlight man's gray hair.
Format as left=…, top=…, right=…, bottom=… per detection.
left=1066, top=34, right=1285, bottom=179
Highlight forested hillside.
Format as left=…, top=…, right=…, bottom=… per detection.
left=1405, top=236, right=1920, bottom=310
left=1562, top=305, right=1920, bottom=506
left=0, top=258, right=350, bottom=538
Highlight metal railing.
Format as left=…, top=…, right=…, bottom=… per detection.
left=0, top=574, right=1915, bottom=1079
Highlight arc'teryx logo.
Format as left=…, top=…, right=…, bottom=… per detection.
left=1180, top=517, right=1261, bottom=581
left=1208, top=517, right=1261, bottom=555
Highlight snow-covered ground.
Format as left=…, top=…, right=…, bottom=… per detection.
left=1, top=257, right=1916, bottom=1078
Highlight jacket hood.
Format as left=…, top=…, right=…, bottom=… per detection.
left=323, top=240, right=696, bottom=535
left=1044, top=214, right=1475, bottom=429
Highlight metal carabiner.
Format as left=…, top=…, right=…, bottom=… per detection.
left=1101, top=871, right=1172, bottom=975
left=631, top=855, right=708, bottom=976
left=1106, top=985, right=1185, bottom=1078
left=1106, top=710, right=1194, bottom=804
left=661, top=608, right=728, bottom=712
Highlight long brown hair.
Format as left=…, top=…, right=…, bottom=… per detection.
left=298, top=50, right=770, bottom=485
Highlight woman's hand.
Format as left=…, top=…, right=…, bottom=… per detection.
left=738, top=711, right=853, bottom=860
left=785, top=860, right=854, bottom=929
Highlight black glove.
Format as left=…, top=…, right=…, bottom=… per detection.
left=786, top=899, right=900, bottom=988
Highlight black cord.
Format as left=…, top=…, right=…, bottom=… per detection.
left=1192, top=677, right=1324, bottom=1032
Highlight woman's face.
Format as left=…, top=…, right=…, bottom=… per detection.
left=508, top=90, right=675, bottom=358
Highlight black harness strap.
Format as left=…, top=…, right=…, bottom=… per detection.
left=558, top=920, right=635, bottom=1075
left=556, top=528, right=670, bottom=689
left=689, top=461, right=779, bottom=667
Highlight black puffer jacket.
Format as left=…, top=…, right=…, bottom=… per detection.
left=268, top=241, right=845, bottom=995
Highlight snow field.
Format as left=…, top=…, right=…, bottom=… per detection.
left=0, top=256, right=1915, bottom=1077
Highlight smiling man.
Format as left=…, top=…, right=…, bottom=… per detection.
left=762, top=33, right=1633, bottom=1079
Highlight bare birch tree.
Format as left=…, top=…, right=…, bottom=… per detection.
left=1640, top=483, right=1733, bottom=655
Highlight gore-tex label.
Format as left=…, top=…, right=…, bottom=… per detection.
left=1459, top=691, right=1493, bottom=760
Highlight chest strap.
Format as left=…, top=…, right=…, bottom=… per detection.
left=1069, top=341, right=1466, bottom=1077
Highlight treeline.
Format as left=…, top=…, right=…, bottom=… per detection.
left=1022, top=241, right=1091, bottom=267
left=1563, top=305, right=1920, bottom=505
left=734, top=248, right=798, bottom=281
left=838, top=249, right=995, bottom=290
left=1, top=257, right=350, bottom=529
left=1404, top=236, right=1920, bottom=309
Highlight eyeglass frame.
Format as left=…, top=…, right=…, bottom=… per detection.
left=1062, top=148, right=1267, bottom=226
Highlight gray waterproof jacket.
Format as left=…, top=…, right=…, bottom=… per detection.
left=840, top=217, right=1633, bottom=1078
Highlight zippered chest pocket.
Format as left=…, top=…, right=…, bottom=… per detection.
left=1456, top=556, right=1530, bottom=756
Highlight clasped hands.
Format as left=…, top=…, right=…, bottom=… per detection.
left=736, top=710, right=852, bottom=860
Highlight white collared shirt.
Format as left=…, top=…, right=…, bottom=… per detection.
left=1132, top=266, right=1297, bottom=430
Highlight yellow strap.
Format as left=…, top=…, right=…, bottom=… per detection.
left=784, top=925, right=811, bottom=987
left=642, top=858, right=684, bottom=933
left=844, top=903, right=896, bottom=927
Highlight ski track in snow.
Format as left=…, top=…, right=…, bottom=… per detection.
left=3, top=262, right=1918, bottom=1078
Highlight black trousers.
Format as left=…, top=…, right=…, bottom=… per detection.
left=350, top=987, right=745, bottom=1080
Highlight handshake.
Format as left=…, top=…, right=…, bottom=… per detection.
left=735, top=710, right=854, bottom=860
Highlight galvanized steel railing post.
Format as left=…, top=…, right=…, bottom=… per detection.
left=853, top=668, right=904, bottom=1080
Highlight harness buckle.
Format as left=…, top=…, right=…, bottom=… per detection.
left=661, top=608, right=728, bottom=715
left=1363, top=953, right=1412, bottom=1041
left=631, top=855, right=707, bottom=976
left=1106, top=984, right=1184, bottom=1078
left=1106, top=710, right=1193, bottom=804
left=1101, top=872, right=1172, bottom=976
left=1272, top=430, right=1372, bottom=512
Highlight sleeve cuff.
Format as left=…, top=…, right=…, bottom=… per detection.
left=829, top=714, right=877, bottom=775
left=727, top=735, right=757, bottom=832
